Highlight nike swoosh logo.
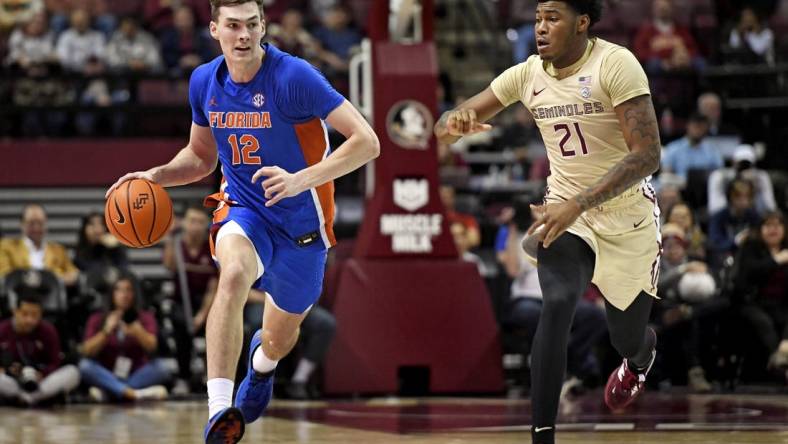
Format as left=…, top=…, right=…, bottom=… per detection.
left=633, top=216, right=647, bottom=228
left=114, top=199, right=125, bottom=224
left=534, top=426, right=553, bottom=433
left=533, top=87, right=547, bottom=96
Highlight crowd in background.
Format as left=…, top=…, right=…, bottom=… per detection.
left=0, top=203, right=336, bottom=405
left=0, top=0, right=786, bottom=407
left=0, top=0, right=367, bottom=136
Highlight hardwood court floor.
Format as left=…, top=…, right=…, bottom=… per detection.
left=0, top=392, right=787, bottom=443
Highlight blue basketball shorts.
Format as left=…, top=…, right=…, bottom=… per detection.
left=209, top=205, right=327, bottom=314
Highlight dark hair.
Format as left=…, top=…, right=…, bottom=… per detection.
left=726, top=178, right=754, bottom=200
left=688, top=112, right=709, bottom=125
left=15, top=289, right=42, bottom=309
left=665, top=202, right=694, bottom=226
left=210, top=0, right=264, bottom=20
left=76, top=211, right=103, bottom=251
left=749, top=211, right=787, bottom=249
left=537, top=0, right=603, bottom=27
left=110, top=273, right=140, bottom=306
left=512, top=197, right=540, bottom=232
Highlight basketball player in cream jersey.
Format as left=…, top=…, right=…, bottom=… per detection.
left=435, top=1, right=662, bottom=443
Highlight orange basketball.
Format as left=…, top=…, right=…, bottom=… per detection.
left=105, top=178, right=173, bottom=248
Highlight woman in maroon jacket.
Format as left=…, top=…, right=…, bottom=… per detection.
left=733, top=211, right=788, bottom=376
left=78, top=275, right=171, bottom=401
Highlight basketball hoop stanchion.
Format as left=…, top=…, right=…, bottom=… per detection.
left=324, top=0, right=504, bottom=395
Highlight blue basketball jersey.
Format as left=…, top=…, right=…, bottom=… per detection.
left=189, top=43, right=345, bottom=248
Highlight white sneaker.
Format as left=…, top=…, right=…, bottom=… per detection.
left=172, top=379, right=190, bottom=396
left=134, top=385, right=168, bottom=400
left=89, top=386, right=106, bottom=403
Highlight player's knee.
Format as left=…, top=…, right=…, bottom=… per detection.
left=260, top=331, right=295, bottom=361
left=218, top=261, right=256, bottom=290
left=541, top=292, right=577, bottom=316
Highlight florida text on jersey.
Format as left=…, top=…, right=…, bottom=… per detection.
left=189, top=43, right=345, bottom=248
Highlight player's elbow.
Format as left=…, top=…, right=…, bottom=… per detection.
left=635, top=145, right=661, bottom=176
left=648, top=149, right=661, bottom=175
left=363, top=129, right=381, bottom=160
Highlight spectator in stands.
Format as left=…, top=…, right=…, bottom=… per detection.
left=311, top=4, right=361, bottom=83
left=103, top=0, right=143, bottom=25
left=708, top=178, right=761, bottom=267
left=159, top=5, right=215, bottom=74
left=0, top=289, right=80, bottom=405
left=0, top=0, right=43, bottom=31
left=655, top=223, right=718, bottom=392
left=79, top=274, right=170, bottom=402
left=656, top=181, right=683, bottom=224
left=162, top=205, right=216, bottom=333
left=0, top=204, right=79, bottom=286
left=143, top=0, right=210, bottom=32
left=260, top=0, right=307, bottom=24
left=287, top=303, right=336, bottom=400
left=665, top=202, right=707, bottom=260
left=729, top=6, right=775, bottom=65
left=661, top=113, right=723, bottom=182
left=266, top=8, right=320, bottom=64
left=74, top=212, right=128, bottom=273
left=507, top=0, right=538, bottom=63
left=708, top=144, right=776, bottom=216
left=633, top=0, right=705, bottom=73
left=106, top=14, right=163, bottom=73
left=243, top=290, right=336, bottom=400
left=497, top=201, right=607, bottom=390
left=439, top=185, right=480, bottom=250
left=4, top=11, right=56, bottom=69
left=732, top=211, right=788, bottom=375
left=47, top=0, right=115, bottom=37
left=450, top=221, right=491, bottom=276
left=308, top=0, right=341, bottom=22
left=497, top=105, right=541, bottom=151
left=162, top=205, right=216, bottom=390
left=697, top=92, right=738, bottom=137
left=55, top=8, right=106, bottom=74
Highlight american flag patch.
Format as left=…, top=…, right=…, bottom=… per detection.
left=579, top=76, right=592, bottom=85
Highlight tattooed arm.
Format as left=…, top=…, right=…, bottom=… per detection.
left=529, top=94, right=662, bottom=248
left=434, top=87, right=505, bottom=145
left=574, top=94, right=662, bottom=210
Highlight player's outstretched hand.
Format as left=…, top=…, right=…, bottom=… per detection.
left=527, top=199, right=584, bottom=249
left=105, top=171, right=156, bottom=198
left=252, top=166, right=306, bottom=207
left=445, top=109, right=493, bottom=137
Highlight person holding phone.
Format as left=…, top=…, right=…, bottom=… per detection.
left=78, top=274, right=171, bottom=402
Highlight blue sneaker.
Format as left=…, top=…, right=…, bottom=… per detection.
left=234, top=329, right=274, bottom=423
left=204, top=407, right=245, bottom=444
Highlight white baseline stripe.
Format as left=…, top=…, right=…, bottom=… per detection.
left=594, top=423, right=635, bottom=431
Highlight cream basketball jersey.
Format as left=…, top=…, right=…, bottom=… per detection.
left=491, top=38, right=652, bottom=208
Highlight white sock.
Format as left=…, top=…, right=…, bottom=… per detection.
left=252, top=346, right=278, bottom=374
left=207, top=378, right=234, bottom=419
left=291, top=358, right=316, bottom=384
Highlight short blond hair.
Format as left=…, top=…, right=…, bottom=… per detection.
left=210, top=0, right=263, bottom=20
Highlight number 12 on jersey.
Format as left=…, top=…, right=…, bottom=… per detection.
left=554, top=123, right=588, bottom=158
left=228, top=134, right=262, bottom=165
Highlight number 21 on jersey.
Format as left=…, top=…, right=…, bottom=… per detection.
left=554, top=123, right=588, bottom=158
left=228, top=134, right=261, bottom=165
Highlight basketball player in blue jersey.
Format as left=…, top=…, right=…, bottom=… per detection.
left=107, top=1, right=379, bottom=442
